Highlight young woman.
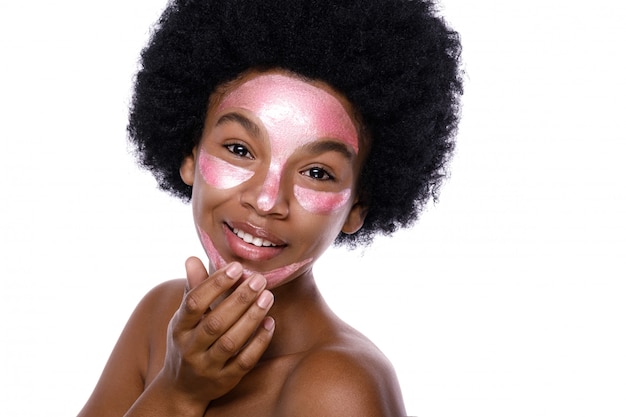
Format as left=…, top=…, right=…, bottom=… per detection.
left=77, top=0, right=462, bottom=415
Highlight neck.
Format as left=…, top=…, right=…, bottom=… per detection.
left=260, top=269, right=333, bottom=359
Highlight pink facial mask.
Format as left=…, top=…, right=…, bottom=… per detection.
left=215, top=73, right=359, bottom=214
left=198, top=148, right=254, bottom=189
left=293, top=185, right=352, bottom=214
left=198, top=227, right=312, bottom=287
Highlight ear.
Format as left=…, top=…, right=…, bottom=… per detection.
left=341, top=201, right=368, bottom=235
left=180, top=148, right=197, bottom=186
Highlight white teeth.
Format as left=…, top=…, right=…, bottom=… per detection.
left=232, top=228, right=277, bottom=247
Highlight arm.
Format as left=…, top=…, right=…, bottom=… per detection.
left=76, top=279, right=180, bottom=417
left=77, top=257, right=275, bottom=417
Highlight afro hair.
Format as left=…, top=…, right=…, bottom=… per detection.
left=128, top=0, right=463, bottom=246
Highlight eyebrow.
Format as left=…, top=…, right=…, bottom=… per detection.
left=215, top=112, right=355, bottom=159
left=303, top=140, right=355, bottom=160
left=215, top=112, right=261, bottom=138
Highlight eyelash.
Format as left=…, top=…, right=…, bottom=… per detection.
left=301, top=167, right=335, bottom=181
left=225, top=143, right=334, bottom=181
left=225, top=143, right=253, bottom=159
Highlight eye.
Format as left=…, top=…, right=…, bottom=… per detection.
left=225, top=143, right=253, bottom=159
left=301, top=167, right=334, bottom=181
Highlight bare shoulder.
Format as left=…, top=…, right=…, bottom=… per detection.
left=77, top=279, right=185, bottom=417
left=136, top=278, right=186, bottom=318
left=121, top=278, right=186, bottom=344
left=130, top=279, right=186, bottom=380
left=106, top=278, right=185, bottom=370
left=277, top=328, right=406, bottom=417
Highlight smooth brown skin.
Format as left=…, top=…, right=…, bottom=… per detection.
left=77, top=71, right=406, bottom=416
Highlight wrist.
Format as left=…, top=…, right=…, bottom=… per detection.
left=125, top=371, right=210, bottom=417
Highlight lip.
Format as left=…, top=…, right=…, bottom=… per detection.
left=223, top=222, right=285, bottom=262
left=197, top=225, right=313, bottom=289
left=228, top=221, right=286, bottom=245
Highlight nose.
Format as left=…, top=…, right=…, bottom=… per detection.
left=241, top=162, right=289, bottom=217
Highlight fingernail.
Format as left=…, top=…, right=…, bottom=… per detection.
left=263, top=316, right=275, bottom=331
left=248, top=274, right=265, bottom=291
left=256, top=290, right=274, bottom=309
left=225, top=262, right=242, bottom=279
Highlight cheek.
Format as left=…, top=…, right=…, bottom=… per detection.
left=199, top=149, right=254, bottom=189
left=197, top=226, right=227, bottom=272
left=294, top=185, right=351, bottom=214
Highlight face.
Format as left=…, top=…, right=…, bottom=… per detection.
left=181, top=71, right=367, bottom=289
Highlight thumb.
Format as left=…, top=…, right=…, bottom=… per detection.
left=184, top=256, right=209, bottom=291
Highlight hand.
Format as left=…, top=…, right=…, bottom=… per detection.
left=158, top=257, right=275, bottom=409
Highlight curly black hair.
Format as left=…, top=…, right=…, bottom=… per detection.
left=128, top=0, right=463, bottom=246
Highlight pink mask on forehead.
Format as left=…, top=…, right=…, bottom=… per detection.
left=217, top=74, right=359, bottom=213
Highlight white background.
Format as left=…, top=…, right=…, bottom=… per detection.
left=1, top=1, right=625, bottom=416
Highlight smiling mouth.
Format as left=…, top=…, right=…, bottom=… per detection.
left=225, top=222, right=287, bottom=249
left=231, top=227, right=279, bottom=247
left=198, top=226, right=312, bottom=287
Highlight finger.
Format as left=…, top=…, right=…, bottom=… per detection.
left=205, top=289, right=274, bottom=364
left=191, top=273, right=267, bottom=350
left=176, top=261, right=243, bottom=330
left=185, top=256, right=209, bottom=291
left=221, top=316, right=275, bottom=377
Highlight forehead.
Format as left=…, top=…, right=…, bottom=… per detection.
left=216, top=72, right=359, bottom=153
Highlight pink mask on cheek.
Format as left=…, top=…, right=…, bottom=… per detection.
left=198, top=148, right=254, bottom=189
left=294, top=185, right=352, bottom=214
left=218, top=74, right=359, bottom=213
left=198, top=226, right=313, bottom=287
